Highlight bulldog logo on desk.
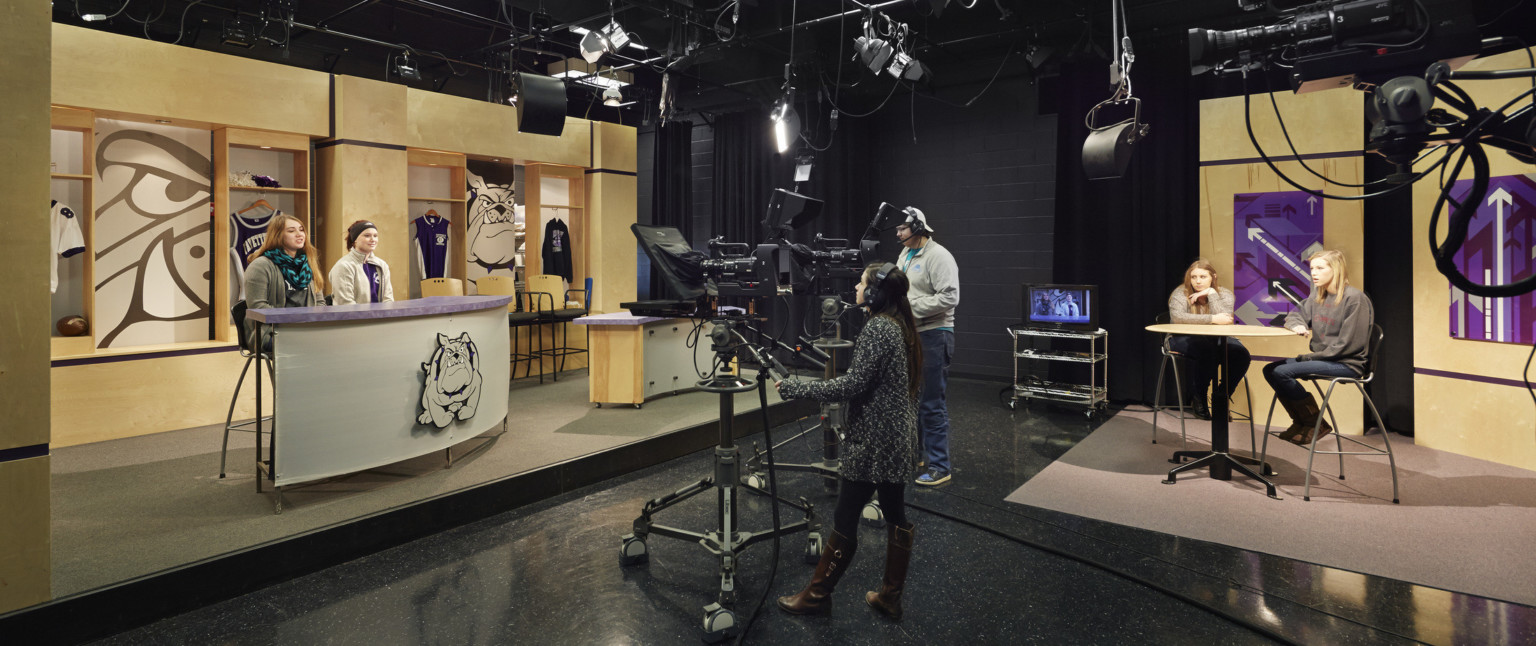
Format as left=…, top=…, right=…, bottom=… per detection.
left=418, top=332, right=483, bottom=428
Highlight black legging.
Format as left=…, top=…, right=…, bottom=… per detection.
left=832, top=479, right=907, bottom=538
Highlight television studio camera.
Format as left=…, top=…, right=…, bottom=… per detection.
left=1188, top=0, right=1536, bottom=297
left=618, top=191, right=884, bottom=642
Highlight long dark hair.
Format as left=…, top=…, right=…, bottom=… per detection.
left=864, top=263, right=923, bottom=398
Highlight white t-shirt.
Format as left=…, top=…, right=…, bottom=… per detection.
left=51, top=200, right=86, bottom=294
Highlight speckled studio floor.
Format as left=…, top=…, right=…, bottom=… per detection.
left=90, top=379, right=1535, bottom=646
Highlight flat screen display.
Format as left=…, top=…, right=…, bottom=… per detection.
left=1023, top=284, right=1098, bottom=331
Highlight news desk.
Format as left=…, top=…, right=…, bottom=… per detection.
left=247, top=295, right=511, bottom=511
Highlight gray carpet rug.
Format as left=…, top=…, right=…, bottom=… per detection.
left=1005, top=410, right=1536, bottom=607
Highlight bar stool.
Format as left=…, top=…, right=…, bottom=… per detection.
left=527, top=274, right=590, bottom=382
left=1259, top=324, right=1399, bottom=503
left=1150, top=313, right=1258, bottom=454
left=220, top=300, right=272, bottom=478
left=475, top=275, right=543, bottom=381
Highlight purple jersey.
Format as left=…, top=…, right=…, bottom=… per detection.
left=413, top=215, right=450, bottom=279
left=231, top=210, right=276, bottom=299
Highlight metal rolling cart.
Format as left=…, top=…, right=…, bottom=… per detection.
left=1008, top=325, right=1109, bottom=418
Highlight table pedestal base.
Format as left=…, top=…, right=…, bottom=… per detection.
left=1163, top=450, right=1279, bottom=499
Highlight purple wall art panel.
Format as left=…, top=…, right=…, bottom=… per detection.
left=1447, top=173, right=1536, bottom=345
left=1232, top=191, right=1324, bottom=327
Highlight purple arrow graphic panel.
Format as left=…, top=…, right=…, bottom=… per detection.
left=1233, top=191, right=1324, bottom=326
left=1447, top=174, right=1536, bottom=345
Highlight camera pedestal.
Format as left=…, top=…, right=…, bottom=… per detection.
left=619, top=326, right=820, bottom=643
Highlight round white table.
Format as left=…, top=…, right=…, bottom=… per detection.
left=1145, top=323, right=1297, bottom=498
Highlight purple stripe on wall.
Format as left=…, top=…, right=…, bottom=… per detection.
left=52, top=345, right=239, bottom=368
left=0, top=444, right=48, bottom=464
left=1415, top=367, right=1533, bottom=390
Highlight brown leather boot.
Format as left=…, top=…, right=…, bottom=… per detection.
left=778, top=530, right=856, bottom=615
left=1276, top=396, right=1311, bottom=443
left=1288, top=395, right=1333, bottom=446
left=865, top=522, right=915, bottom=620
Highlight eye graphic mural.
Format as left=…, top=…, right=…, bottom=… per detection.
left=93, top=122, right=213, bottom=348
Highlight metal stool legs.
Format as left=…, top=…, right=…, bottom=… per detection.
left=220, top=350, right=273, bottom=478
left=1151, top=352, right=1190, bottom=449
left=1259, top=381, right=1400, bottom=504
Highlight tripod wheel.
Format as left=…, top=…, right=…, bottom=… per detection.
left=745, top=473, right=766, bottom=489
left=619, top=533, right=649, bottom=566
left=702, top=603, right=738, bottom=643
left=860, top=500, right=884, bottom=526
left=804, top=532, right=824, bottom=564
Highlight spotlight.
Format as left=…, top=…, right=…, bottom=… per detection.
left=886, top=52, right=930, bottom=82
left=580, top=21, right=631, bottom=64
left=854, top=35, right=894, bottom=74
left=82, top=13, right=108, bottom=22
left=393, top=52, right=422, bottom=81
left=221, top=18, right=257, bottom=48
left=794, top=152, right=814, bottom=183
left=603, top=86, right=623, bottom=106
left=770, top=90, right=801, bottom=154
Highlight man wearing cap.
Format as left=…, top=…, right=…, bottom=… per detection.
left=895, top=207, right=959, bottom=486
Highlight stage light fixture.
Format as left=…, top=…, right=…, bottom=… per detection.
left=603, top=86, right=623, bottom=106
left=393, top=52, right=422, bottom=81
left=854, top=35, right=894, bottom=74
left=886, top=51, right=930, bottom=82
left=579, top=21, right=631, bottom=64
left=221, top=19, right=257, bottom=48
left=794, top=152, right=814, bottom=183
left=771, top=90, right=801, bottom=154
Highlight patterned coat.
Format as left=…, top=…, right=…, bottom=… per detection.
left=778, top=315, right=918, bottom=483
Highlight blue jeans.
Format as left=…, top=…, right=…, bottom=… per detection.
left=919, top=329, right=954, bottom=473
left=1263, top=358, right=1358, bottom=400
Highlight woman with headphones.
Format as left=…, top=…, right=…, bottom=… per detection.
left=774, top=263, right=922, bottom=621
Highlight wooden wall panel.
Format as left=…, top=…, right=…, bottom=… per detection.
left=587, top=172, right=638, bottom=314
left=1199, top=88, right=1363, bottom=161
left=405, top=89, right=589, bottom=166
left=0, top=0, right=54, bottom=614
left=51, top=351, right=260, bottom=447
left=51, top=24, right=328, bottom=136
left=1409, top=47, right=1536, bottom=469
left=315, top=145, right=410, bottom=299
left=334, top=76, right=407, bottom=145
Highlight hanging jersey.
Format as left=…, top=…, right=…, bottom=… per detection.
left=230, top=209, right=277, bottom=299
left=51, top=200, right=86, bottom=294
left=413, top=215, right=451, bottom=279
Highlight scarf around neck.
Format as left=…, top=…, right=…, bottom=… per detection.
left=263, top=248, right=312, bottom=291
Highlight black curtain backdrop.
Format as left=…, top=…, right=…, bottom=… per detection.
left=1363, top=149, right=1415, bottom=436
left=649, top=120, right=695, bottom=299
left=1053, top=33, right=1200, bottom=404
left=710, top=109, right=791, bottom=246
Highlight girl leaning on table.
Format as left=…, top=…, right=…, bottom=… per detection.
left=773, top=262, right=921, bottom=621
left=243, top=214, right=326, bottom=346
left=1166, top=258, right=1252, bottom=420
left=1263, top=249, right=1375, bottom=446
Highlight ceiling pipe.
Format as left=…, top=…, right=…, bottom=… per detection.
left=290, top=0, right=383, bottom=40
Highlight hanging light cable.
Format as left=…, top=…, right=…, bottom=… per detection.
left=771, top=0, right=802, bottom=154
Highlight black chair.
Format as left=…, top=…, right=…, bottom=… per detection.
left=1259, top=324, right=1400, bottom=503
left=528, top=275, right=590, bottom=383
left=220, top=300, right=273, bottom=478
left=1150, top=313, right=1257, bottom=453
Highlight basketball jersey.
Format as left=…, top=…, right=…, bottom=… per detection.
left=231, top=209, right=277, bottom=298
left=413, top=215, right=450, bottom=279
left=51, top=200, right=86, bottom=294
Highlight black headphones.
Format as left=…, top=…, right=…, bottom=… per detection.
left=862, top=263, right=899, bottom=312
left=901, top=208, right=930, bottom=238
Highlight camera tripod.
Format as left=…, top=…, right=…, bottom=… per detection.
left=618, top=319, right=821, bottom=643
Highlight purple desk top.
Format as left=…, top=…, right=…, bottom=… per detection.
left=249, top=295, right=514, bottom=324
left=574, top=312, right=680, bottom=326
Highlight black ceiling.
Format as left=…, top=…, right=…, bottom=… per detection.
left=54, top=1, right=1534, bottom=125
